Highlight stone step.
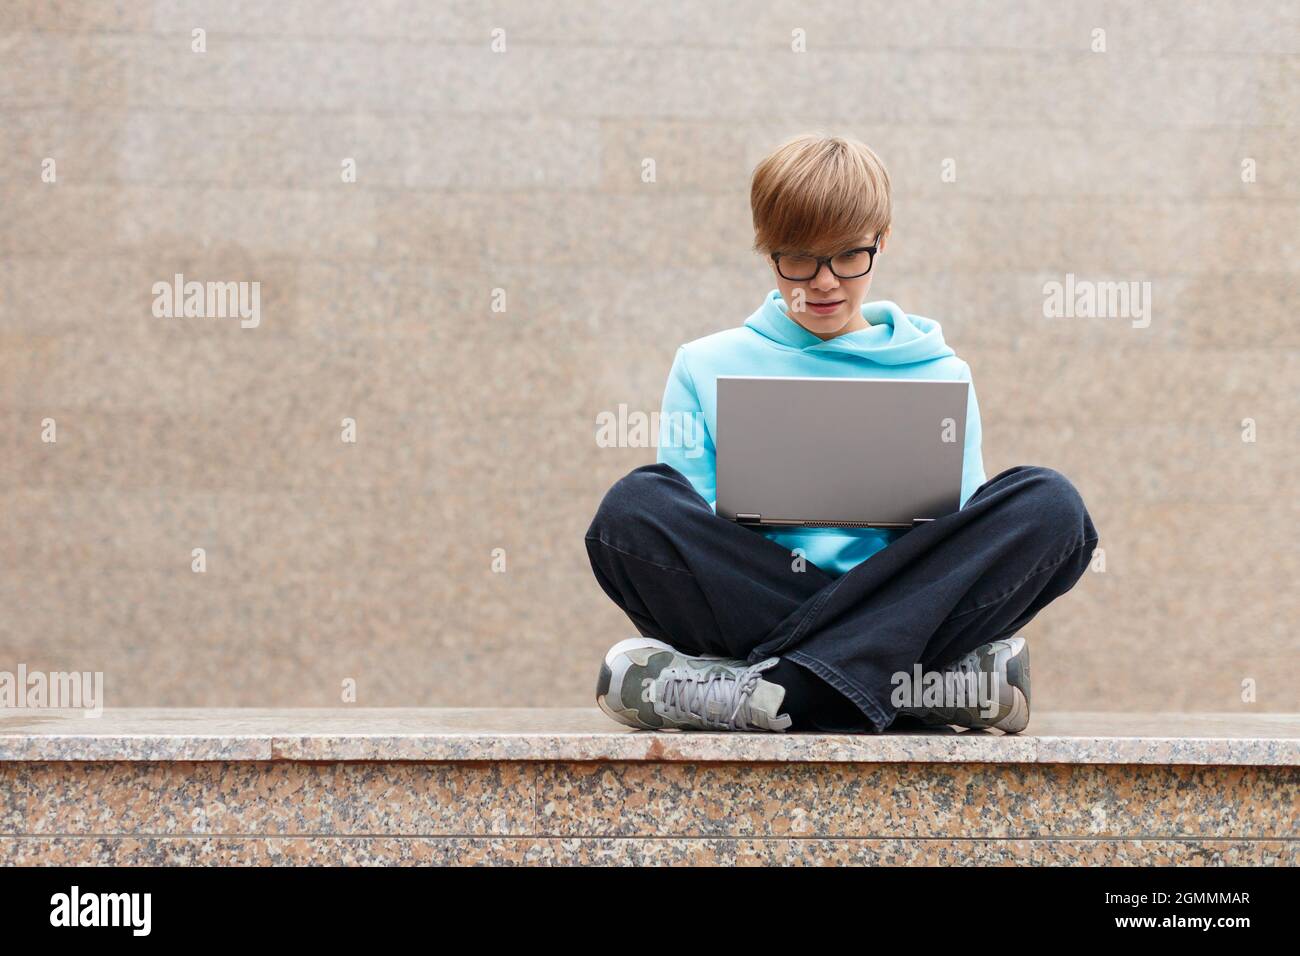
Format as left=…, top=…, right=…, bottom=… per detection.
left=0, top=709, right=1295, bottom=866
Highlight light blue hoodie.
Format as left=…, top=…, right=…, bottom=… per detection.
left=655, top=289, right=986, bottom=577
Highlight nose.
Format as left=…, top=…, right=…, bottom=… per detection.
left=810, top=262, right=840, bottom=289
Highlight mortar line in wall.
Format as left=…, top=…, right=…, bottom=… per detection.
left=2, top=257, right=1294, bottom=277
left=9, top=182, right=1300, bottom=205
left=3, top=103, right=1297, bottom=133
left=1, top=259, right=1294, bottom=280
left=10, top=28, right=1300, bottom=58
left=10, top=181, right=1300, bottom=206
left=5, top=250, right=1297, bottom=280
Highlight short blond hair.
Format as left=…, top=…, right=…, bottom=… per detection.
left=750, top=133, right=892, bottom=257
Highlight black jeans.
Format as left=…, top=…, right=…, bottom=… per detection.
left=584, top=462, right=1098, bottom=733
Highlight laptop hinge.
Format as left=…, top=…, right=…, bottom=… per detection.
left=735, top=513, right=762, bottom=524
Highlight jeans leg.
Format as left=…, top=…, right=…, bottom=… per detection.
left=746, top=465, right=1100, bottom=732
left=584, top=462, right=834, bottom=659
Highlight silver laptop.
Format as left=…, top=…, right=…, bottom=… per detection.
left=715, top=376, right=968, bottom=529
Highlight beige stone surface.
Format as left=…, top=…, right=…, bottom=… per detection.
left=0, top=708, right=1296, bottom=764
left=0, top=2, right=1296, bottom=712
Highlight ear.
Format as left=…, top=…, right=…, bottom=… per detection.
left=878, top=228, right=890, bottom=252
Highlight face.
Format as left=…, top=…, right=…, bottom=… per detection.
left=768, top=232, right=888, bottom=340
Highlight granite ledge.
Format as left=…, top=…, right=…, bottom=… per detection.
left=0, top=709, right=1296, bottom=765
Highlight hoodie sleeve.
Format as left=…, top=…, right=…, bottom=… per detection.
left=656, top=346, right=717, bottom=509
left=959, top=362, right=988, bottom=508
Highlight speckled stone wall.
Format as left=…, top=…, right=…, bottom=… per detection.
left=1, top=760, right=1295, bottom=865
left=1, top=2, right=1296, bottom=710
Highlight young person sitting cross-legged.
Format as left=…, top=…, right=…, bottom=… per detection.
left=585, top=133, right=1099, bottom=734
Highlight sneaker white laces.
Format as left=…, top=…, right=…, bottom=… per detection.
left=909, top=649, right=983, bottom=718
left=655, top=663, right=767, bottom=730
left=945, top=648, right=981, bottom=681
left=942, top=648, right=994, bottom=712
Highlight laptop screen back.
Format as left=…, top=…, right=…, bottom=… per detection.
left=715, top=376, right=968, bottom=527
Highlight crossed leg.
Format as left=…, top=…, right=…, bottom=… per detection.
left=585, top=462, right=1099, bottom=732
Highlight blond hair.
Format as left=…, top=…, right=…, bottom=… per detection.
left=750, top=133, right=892, bottom=257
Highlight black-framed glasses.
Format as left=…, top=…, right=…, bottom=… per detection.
left=771, top=238, right=881, bottom=281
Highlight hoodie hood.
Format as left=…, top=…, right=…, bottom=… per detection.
left=744, top=289, right=955, bottom=366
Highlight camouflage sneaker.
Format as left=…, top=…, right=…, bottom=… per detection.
left=596, top=637, right=793, bottom=732
left=898, top=636, right=1031, bottom=734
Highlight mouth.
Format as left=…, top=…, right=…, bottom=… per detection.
left=807, top=299, right=843, bottom=314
